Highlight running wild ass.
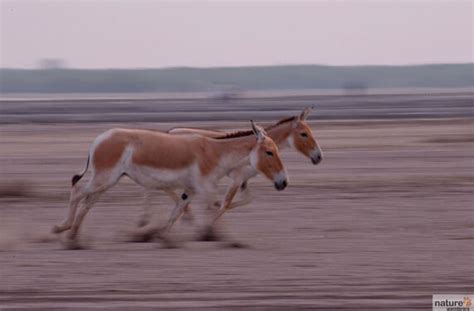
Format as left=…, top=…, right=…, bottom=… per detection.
left=137, top=107, right=322, bottom=232
left=52, top=121, right=287, bottom=248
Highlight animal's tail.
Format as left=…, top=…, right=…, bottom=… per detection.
left=71, top=154, right=90, bottom=186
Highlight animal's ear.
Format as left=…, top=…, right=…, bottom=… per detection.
left=251, top=120, right=266, bottom=142
left=299, top=107, right=312, bottom=121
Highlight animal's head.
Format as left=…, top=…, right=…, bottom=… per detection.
left=249, top=120, right=288, bottom=191
left=288, top=107, right=323, bottom=165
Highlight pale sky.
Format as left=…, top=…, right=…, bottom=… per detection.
left=0, top=0, right=472, bottom=69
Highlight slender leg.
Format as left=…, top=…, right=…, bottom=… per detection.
left=137, top=188, right=193, bottom=229
left=163, top=190, right=194, bottom=234
left=129, top=189, right=179, bottom=242
left=67, top=191, right=103, bottom=240
left=163, top=189, right=193, bottom=223
left=204, top=182, right=252, bottom=212
left=212, top=183, right=240, bottom=225
left=129, top=189, right=195, bottom=244
left=156, top=190, right=194, bottom=247
left=137, top=190, right=153, bottom=227
left=63, top=173, right=119, bottom=244
left=137, top=189, right=179, bottom=229
left=198, top=182, right=240, bottom=242
left=228, top=180, right=253, bottom=210
left=52, top=184, right=87, bottom=233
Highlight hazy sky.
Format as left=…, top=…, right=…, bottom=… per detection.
left=1, top=0, right=472, bottom=68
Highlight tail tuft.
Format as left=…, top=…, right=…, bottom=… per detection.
left=71, top=153, right=90, bottom=187
left=72, top=174, right=83, bottom=186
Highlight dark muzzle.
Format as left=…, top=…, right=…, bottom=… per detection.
left=311, top=154, right=322, bottom=165
left=274, top=179, right=287, bottom=191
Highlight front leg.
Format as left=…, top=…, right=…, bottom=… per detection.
left=164, top=189, right=194, bottom=223
left=206, top=180, right=253, bottom=211
left=212, top=183, right=240, bottom=225
left=163, top=191, right=193, bottom=232
left=198, top=182, right=241, bottom=242
left=128, top=189, right=185, bottom=243
left=228, top=180, right=253, bottom=210
left=137, top=188, right=193, bottom=229
left=225, top=166, right=256, bottom=210
left=137, top=189, right=153, bottom=227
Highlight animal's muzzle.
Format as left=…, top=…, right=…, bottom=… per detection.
left=274, top=179, right=287, bottom=191
left=311, top=152, right=323, bottom=165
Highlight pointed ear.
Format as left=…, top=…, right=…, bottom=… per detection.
left=299, top=107, right=312, bottom=121
left=251, top=120, right=266, bottom=141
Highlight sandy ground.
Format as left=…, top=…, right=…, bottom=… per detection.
left=0, top=118, right=473, bottom=310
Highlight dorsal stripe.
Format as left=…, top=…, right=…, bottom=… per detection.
left=215, top=116, right=296, bottom=140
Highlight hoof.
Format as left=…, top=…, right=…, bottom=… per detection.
left=197, top=226, right=221, bottom=242
left=159, top=238, right=178, bottom=249
left=137, top=216, right=151, bottom=228
left=60, top=237, right=86, bottom=250
left=52, top=225, right=67, bottom=234
left=122, top=226, right=160, bottom=243
left=222, top=241, right=250, bottom=249
left=137, top=220, right=148, bottom=228
left=135, top=232, right=155, bottom=243
left=126, top=231, right=156, bottom=243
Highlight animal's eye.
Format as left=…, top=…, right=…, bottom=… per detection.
left=266, top=151, right=274, bottom=157
left=300, top=133, right=308, bottom=138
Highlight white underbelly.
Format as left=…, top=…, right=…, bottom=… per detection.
left=125, top=164, right=193, bottom=190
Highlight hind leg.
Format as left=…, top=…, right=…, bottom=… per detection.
left=67, top=191, right=104, bottom=241
left=52, top=183, right=88, bottom=234
left=66, top=172, right=120, bottom=241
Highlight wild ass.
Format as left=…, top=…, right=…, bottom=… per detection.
left=52, top=121, right=287, bottom=248
left=135, top=107, right=323, bottom=240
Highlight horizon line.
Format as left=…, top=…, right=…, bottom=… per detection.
left=1, top=62, right=473, bottom=71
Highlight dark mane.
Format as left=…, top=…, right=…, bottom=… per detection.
left=215, top=116, right=296, bottom=140
left=215, top=130, right=254, bottom=139
left=268, top=116, right=296, bottom=129
left=166, top=126, right=224, bottom=134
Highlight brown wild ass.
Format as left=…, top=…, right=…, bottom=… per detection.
left=135, top=108, right=322, bottom=240
left=52, top=121, right=287, bottom=248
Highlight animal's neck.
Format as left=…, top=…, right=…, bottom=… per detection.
left=205, top=136, right=256, bottom=177
left=211, top=135, right=255, bottom=157
left=266, top=122, right=292, bottom=148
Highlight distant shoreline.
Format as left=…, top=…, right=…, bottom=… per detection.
left=1, top=64, right=472, bottom=95
left=1, top=87, right=473, bottom=101
left=2, top=62, right=473, bottom=70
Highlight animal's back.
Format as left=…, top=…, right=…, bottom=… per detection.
left=169, top=127, right=224, bottom=139
left=91, top=128, right=200, bottom=171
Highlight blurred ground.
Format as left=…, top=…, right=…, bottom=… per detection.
left=1, top=92, right=473, bottom=123
left=0, top=94, right=473, bottom=310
